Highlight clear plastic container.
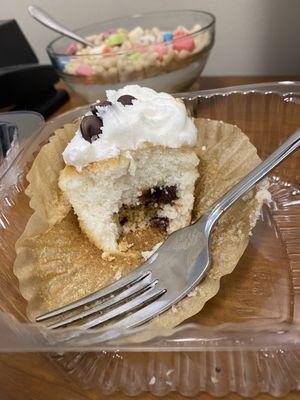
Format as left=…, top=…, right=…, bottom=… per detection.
left=1, top=82, right=300, bottom=397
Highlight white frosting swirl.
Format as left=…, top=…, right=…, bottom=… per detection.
left=63, top=85, right=197, bottom=171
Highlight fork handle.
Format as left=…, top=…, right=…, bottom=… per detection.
left=28, top=5, right=94, bottom=48
left=207, top=128, right=300, bottom=228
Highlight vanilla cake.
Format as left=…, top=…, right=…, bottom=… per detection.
left=59, top=85, right=199, bottom=253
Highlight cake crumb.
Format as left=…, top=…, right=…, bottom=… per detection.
left=256, top=187, right=272, bottom=204
left=172, top=305, right=178, bottom=314
left=201, top=145, right=207, bottom=151
left=187, top=288, right=197, bottom=297
left=101, top=252, right=116, bottom=261
left=119, top=240, right=129, bottom=252
left=114, top=271, right=122, bottom=280
left=125, top=151, right=137, bottom=176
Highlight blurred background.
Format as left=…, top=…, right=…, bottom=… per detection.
left=2, top=0, right=300, bottom=76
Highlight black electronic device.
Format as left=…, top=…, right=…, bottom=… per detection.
left=0, top=20, right=69, bottom=117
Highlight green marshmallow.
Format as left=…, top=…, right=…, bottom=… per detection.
left=106, top=32, right=127, bottom=46
left=128, top=52, right=140, bottom=61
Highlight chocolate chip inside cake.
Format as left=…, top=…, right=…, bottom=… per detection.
left=117, top=186, right=178, bottom=233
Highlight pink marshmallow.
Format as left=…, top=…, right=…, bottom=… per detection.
left=75, top=64, right=94, bottom=76
left=102, top=28, right=117, bottom=40
left=66, top=43, right=77, bottom=55
left=132, top=43, right=147, bottom=53
left=173, top=36, right=195, bottom=52
left=103, top=46, right=112, bottom=54
left=174, top=30, right=185, bottom=37
left=154, top=43, right=168, bottom=60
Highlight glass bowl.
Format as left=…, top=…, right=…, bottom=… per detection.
left=1, top=83, right=300, bottom=398
left=47, top=10, right=215, bottom=102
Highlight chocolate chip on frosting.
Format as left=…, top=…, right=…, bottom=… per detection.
left=117, top=94, right=136, bottom=106
left=90, top=100, right=112, bottom=115
left=99, top=100, right=112, bottom=107
left=80, top=115, right=103, bottom=143
left=90, top=105, right=98, bottom=116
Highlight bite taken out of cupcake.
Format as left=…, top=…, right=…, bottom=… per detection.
left=59, top=85, right=200, bottom=253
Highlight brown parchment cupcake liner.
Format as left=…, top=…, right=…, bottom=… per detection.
left=14, top=118, right=266, bottom=328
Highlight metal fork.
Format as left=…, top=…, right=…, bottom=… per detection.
left=37, top=129, right=300, bottom=332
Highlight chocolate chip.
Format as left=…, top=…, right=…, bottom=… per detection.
left=215, top=367, right=221, bottom=373
left=90, top=101, right=112, bottom=115
left=156, top=186, right=178, bottom=204
left=119, top=216, right=128, bottom=226
left=117, top=95, right=136, bottom=106
left=80, top=115, right=103, bottom=143
left=150, top=217, right=169, bottom=230
left=140, top=186, right=178, bottom=205
left=98, top=100, right=112, bottom=107
left=90, top=105, right=97, bottom=116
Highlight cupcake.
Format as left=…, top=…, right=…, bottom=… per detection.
left=59, top=85, right=199, bottom=253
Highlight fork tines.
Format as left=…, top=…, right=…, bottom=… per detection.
left=36, top=269, right=166, bottom=330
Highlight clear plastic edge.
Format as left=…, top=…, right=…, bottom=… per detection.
left=177, top=80, right=300, bottom=99
left=1, top=82, right=300, bottom=352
